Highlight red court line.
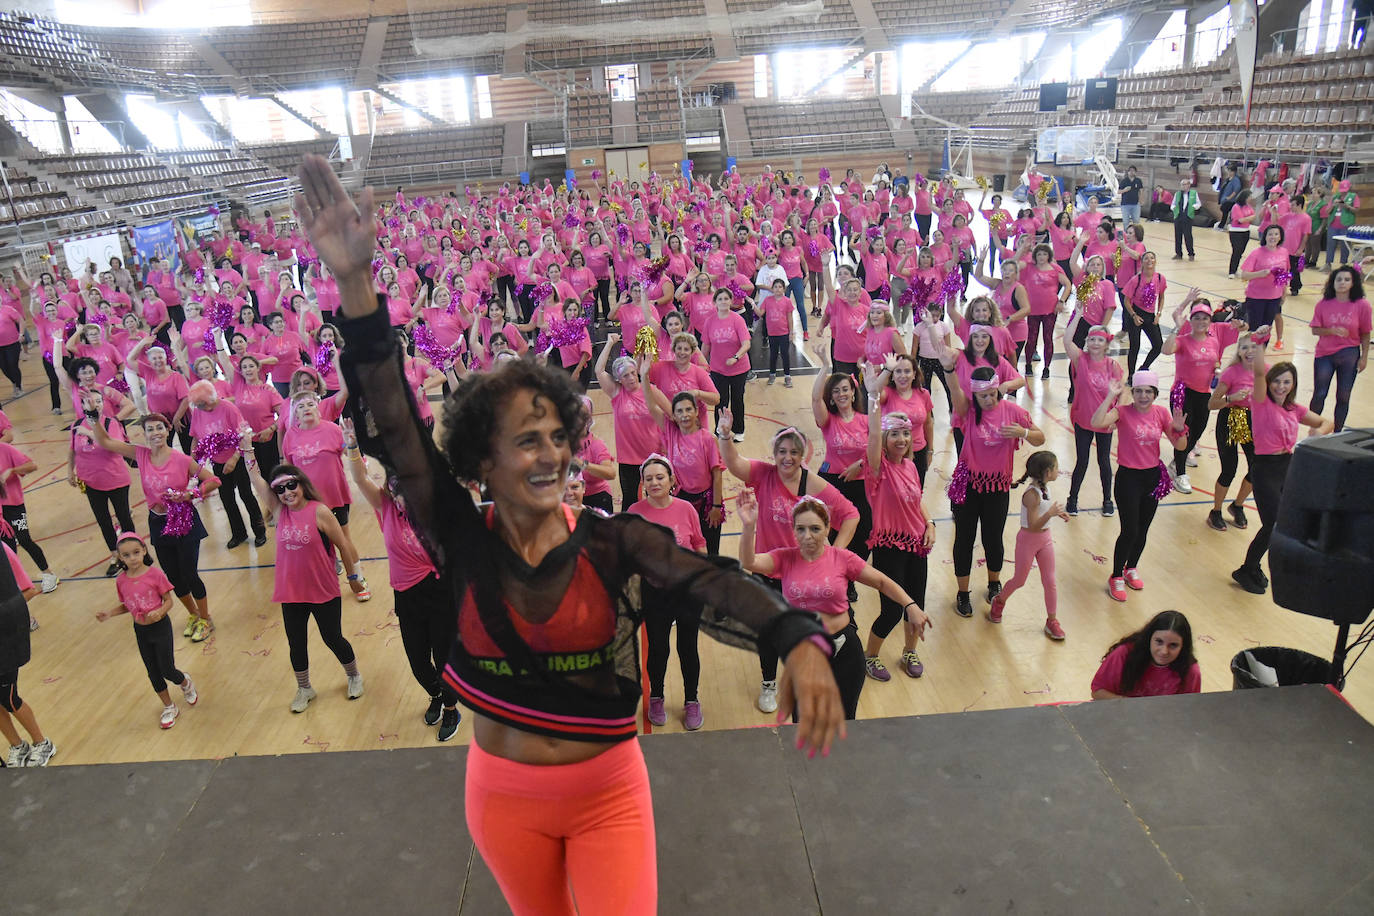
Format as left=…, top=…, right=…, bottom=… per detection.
left=37, top=496, right=149, bottom=541
left=25, top=460, right=68, bottom=488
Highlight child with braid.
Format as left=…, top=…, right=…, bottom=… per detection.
left=988, top=451, right=1069, bottom=640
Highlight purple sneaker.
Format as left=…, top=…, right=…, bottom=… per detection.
left=900, top=651, right=924, bottom=678
left=683, top=700, right=703, bottom=731
left=864, top=656, right=892, bottom=682
left=647, top=696, right=667, bottom=726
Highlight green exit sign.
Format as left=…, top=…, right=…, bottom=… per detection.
left=581, top=158, right=595, bottom=166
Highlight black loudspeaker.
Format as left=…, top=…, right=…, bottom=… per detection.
left=1038, top=82, right=1068, bottom=111
left=1270, top=428, right=1374, bottom=626
left=1084, top=78, right=1118, bottom=111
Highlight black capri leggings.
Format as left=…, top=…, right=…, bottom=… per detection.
left=918, top=356, right=953, bottom=411
left=148, top=510, right=207, bottom=600
left=43, top=359, right=62, bottom=410
left=1, top=503, right=48, bottom=572
left=1112, top=466, right=1161, bottom=577
left=0, top=342, right=21, bottom=389
left=710, top=370, right=748, bottom=436
left=133, top=616, right=185, bottom=694
left=1215, top=407, right=1255, bottom=488
left=1173, top=388, right=1212, bottom=476
left=1125, top=310, right=1163, bottom=375
left=281, top=596, right=355, bottom=674
left=85, top=485, right=135, bottom=553
left=1243, top=452, right=1291, bottom=573
left=870, top=546, right=928, bottom=640
left=1069, top=425, right=1114, bottom=503
left=617, top=462, right=642, bottom=510
left=951, top=488, right=1011, bottom=578
left=677, top=486, right=722, bottom=556
left=786, top=622, right=865, bottom=722
left=0, top=668, right=22, bottom=713
left=820, top=472, right=871, bottom=561
left=642, top=581, right=701, bottom=703
left=394, top=573, right=457, bottom=704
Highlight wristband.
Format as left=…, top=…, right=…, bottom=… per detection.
left=347, top=573, right=359, bottom=581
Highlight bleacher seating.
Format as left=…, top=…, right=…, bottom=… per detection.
left=377, top=6, right=505, bottom=80
left=365, top=124, right=507, bottom=185
left=69, top=25, right=223, bottom=94
left=244, top=139, right=340, bottom=175
left=744, top=99, right=893, bottom=157
left=910, top=90, right=1009, bottom=127
left=0, top=165, right=92, bottom=224
left=524, top=0, right=712, bottom=69
left=205, top=20, right=369, bottom=90
left=0, top=12, right=134, bottom=90
left=567, top=91, right=612, bottom=147
left=159, top=148, right=289, bottom=194
left=873, top=1, right=1007, bottom=39
left=635, top=88, right=683, bottom=143
left=728, top=0, right=859, bottom=55
left=41, top=153, right=211, bottom=209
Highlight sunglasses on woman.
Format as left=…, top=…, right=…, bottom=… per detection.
left=272, top=480, right=300, bottom=495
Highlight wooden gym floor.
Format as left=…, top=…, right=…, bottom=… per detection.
left=10, top=218, right=1373, bottom=766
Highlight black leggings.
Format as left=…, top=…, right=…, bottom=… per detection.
left=282, top=596, right=355, bottom=673
left=711, top=371, right=747, bottom=436
left=85, top=485, right=135, bottom=553
left=642, top=581, right=701, bottom=702
left=1070, top=425, right=1114, bottom=503
left=617, top=462, right=641, bottom=510
left=0, top=342, right=20, bottom=389
left=1112, top=466, right=1161, bottom=577
left=1125, top=311, right=1163, bottom=375
left=677, top=486, right=722, bottom=556
left=1, top=504, right=47, bottom=572
left=1066, top=318, right=1091, bottom=402
left=148, top=511, right=207, bottom=600
left=820, top=472, right=870, bottom=561
left=594, top=278, right=612, bottom=322
left=1311, top=347, right=1359, bottom=431
left=1227, top=231, right=1250, bottom=275
left=394, top=573, right=457, bottom=704
left=496, top=275, right=516, bottom=313
left=951, top=488, right=1010, bottom=578
left=212, top=457, right=265, bottom=540
left=767, top=334, right=791, bottom=375
left=918, top=356, right=953, bottom=411
left=1215, top=408, right=1255, bottom=488
left=0, top=668, right=22, bottom=713
left=134, top=616, right=185, bottom=694
left=1025, top=313, right=1056, bottom=369
left=870, top=546, right=928, bottom=640
left=1243, top=452, right=1290, bottom=573
left=583, top=491, right=614, bottom=515
left=43, top=359, right=61, bottom=410
left=787, top=622, right=865, bottom=721
left=1173, top=388, right=1212, bottom=476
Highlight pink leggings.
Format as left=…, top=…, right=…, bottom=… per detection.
left=465, top=738, right=657, bottom=915
left=998, top=527, right=1058, bottom=617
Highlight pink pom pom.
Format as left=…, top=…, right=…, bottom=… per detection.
left=806, top=240, right=820, bottom=258
left=1270, top=265, right=1292, bottom=289
left=865, top=226, right=882, bottom=241
left=313, top=341, right=335, bottom=374
left=162, top=497, right=194, bottom=537
left=946, top=460, right=970, bottom=505
left=1169, top=378, right=1186, bottom=413
left=412, top=324, right=455, bottom=369
left=1150, top=462, right=1174, bottom=501
left=193, top=267, right=205, bottom=285
left=531, top=280, right=555, bottom=305
left=208, top=204, right=220, bottom=217
left=535, top=315, right=591, bottom=353
left=108, top=377, right=129, bottom=395
left=1297, top=255, right=1306, bottom=273
left=192, top=430, right=242, bottom=465
left=818, top=167, right=831, bottom=183
left=939, top=270, right=964, bottom=303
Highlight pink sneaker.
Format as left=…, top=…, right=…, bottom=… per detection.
left=683, top=701, right=703, bottom=731
left=987, top=596, right=1005, bottom=623
left=647, top=696, right=666, bottom=727
left=1044, top=618, right=1066, bottom=640
left=1108, top=577, right=1128, bottom=602
left=1123, top=568, right=1144, bottom=590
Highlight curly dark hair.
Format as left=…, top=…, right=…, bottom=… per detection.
left=1105, top=610, right=1196, bottom=695
left=440, top=357, right=587, bottom=483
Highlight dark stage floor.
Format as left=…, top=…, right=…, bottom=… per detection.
left=6, top=685, right=1373, bottom=915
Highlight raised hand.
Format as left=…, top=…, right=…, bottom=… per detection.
left=735, top=486, right=758, bottom=525
left=295, top=155, right=377, bottom=288
left=717, top=406, right=733, bottom=438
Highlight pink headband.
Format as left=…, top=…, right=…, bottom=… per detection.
left=640, top=452, right=674, bottom=475
left=880, top=412, right=912, bottom=431
left=1132, top=370, right=1160, bottom=389
left=771, top=425, right=804, bottom=449
left=970, top=378, right=999, bottom=393
left=968, top=324, right=991, bottom=336
left=1087, top=327, right=1111, bottom=341
left=115, top=530, right=145, bottom=546
left=270, top=474, right=298, bottom=489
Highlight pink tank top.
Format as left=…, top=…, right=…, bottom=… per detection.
left=272, top=500, right=340, bottom=604
left=377, top=495, right=437, bottom=592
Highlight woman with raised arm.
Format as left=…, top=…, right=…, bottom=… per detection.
left=810, top=341, right=872, bottom=563
left=295, top=154, right=842, bottom=916
left=642, top=363, right=724, bottom=556
left=594, top=332, right=661, bottom=508
left=1062, top=313, right=1124, bottom=517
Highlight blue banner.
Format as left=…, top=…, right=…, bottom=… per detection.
left=131, top=219, right=177, bottom=275
left=176, top=212, right=219, bottom=249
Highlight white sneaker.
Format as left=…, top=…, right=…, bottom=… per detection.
left=1173, top=473, right=1193, bottom=494
left=347, top=674, right=364, bottom=699
left=732, top=433, right=745, bottom=443
left=181, top=677, right=198, bottom=706
left=159, top=704, right=179, bottom=729
left=756, top=679, right=778, bottom=714
left=25, top=738, right=54, bottom=766
left=335, top=557, right=344, bottom=576
left=290, top=686, right=317, bottom=713
left=1186, top=452, right=1199, bottom=468
left=6, top=741, right=31, bottom=767
left=39, top=572, right=58, bottom=593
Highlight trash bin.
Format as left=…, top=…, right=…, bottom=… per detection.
left=992, top=174, right=1006, bottom=192
left=1230, top=647, right=1333, bottom=689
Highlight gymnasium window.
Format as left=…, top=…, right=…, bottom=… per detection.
left=753, top=55, right=769, bottom=99
left=382, top=76, right=471, bottom=128
left=125, top=94, right=214, bottom=150
left=772, top=49, right=850, bottom=98
left=55, top=0, right=250, bottom=27
left=201, top=96, right=317, bottom=144
left=277, top=88, right=352, bottom=136
left=898, top=40, right=970, bottom=96
left=1074, top=18, right=1123, bottom=79
left=932, top=32, right=1046, bottom=91
left=0, top=90, right=63, bottom=153
left=64, top=96, right=124, bottom=152
left=606, top=65, right=639, bottom=101
left=475, top=77, right=494, bottom=120
left=1191, top=6, right=1233, bottom=66
left=1132, top=10, right=1187, bottom=74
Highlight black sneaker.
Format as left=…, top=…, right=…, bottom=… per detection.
left=437, top=707, right=462, bottom=742
left=955, top=592, right=973, bottom=618
left=986, top=581, right=1003, bottom=604
left=253, top=532, right=268, bottom=547
left=105, top=561, right=123, bottom=578
left=423, top=694, right=444, bottom=726
left=1102, top=500, right=1115, bottom=517
left=1041, top=367, right=1050, bottom=380
left=1231, top=566, right=1266, bottom=594
left=1228, top=503, right=1249, bottom=529
left=1207, top=510, right=1227, bottom=531
left=225, top=534, right=248, bottom=550
left=1066, top=496, right=1079, bottom=517
left=1256, top=567, right=1269, bottom=589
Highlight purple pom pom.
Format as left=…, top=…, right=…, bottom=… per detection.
left=194, top=267, right=205, bottom=285
left=108, top=376, right=130, bottom=394
left=946, top=460, right=970, bottom=505
left=818, top=167, right=831, bottom=183
left=614, top=223, right=631, bottom=247
left=162, top=497, right=194, bottom=537
left=806, top=240, right=820, bottom=258
left=192, top=430, right=242, bottom=465
left=1169, top=378, right=1186, bottom=413
left=535, top=315, right=591, bottom=353
left=939, top=270, right=964, bottom=303
left=1151, top=462, right=1174, bottom=501
left=313, top=341, right=335, bottom=374
left=412, top=324, right=455, bottom=369
left=564, top=212, right=581, bottom=229
left=866, top=226, right=882, bottom=241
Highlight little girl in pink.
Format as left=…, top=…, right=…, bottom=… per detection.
left=988, top=451, right=1069, bottom=640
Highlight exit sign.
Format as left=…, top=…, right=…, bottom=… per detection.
left=581, top=158, right=595, bottom=166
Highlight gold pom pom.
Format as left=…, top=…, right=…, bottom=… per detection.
left=1075, top=275, right=1098, bottom=303
left=1227, top=406, right=1253, bottom=445
left=632, top=325, right=658, bottom=364
left=975, top=176, right=990, bottom=191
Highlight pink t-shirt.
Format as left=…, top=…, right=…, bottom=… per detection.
left=233, top=382, right=284, bottom=435
left=116, top=566, right=175, bottom=624
left=1121, top=273, right=1167, bottom=314
left=826, top=300, right=868, bottom=363
left=135, top=445, right=201, bottom=514
left=879, top=387, right=933, bottom=450
left=1216, top=363, right=1256, bottom=409
left=954, top=400, right=1032, bottom=483
left=1242, top=246, right=1290, bottom=300
left=761, top=294, right=794, bottom=336
left=3, top=543, right=32, bottom=591
left=1228, top=203, right=1256, bottom=231
left=627, top=497, right=706, bottom=551
left=1251, top=398, right=1309, bottom=456
left=662, top=422, right=721, bottom=495
left=649, top=361, right=714, bottom=416
left=189, top=400, right=247, bottom=464
left=1091, top=643, right=1201, bottom=697
left=610, top=387, right=660, bottom=466
left=703, top=311, right=751, bottom=376
left=864, top=454, right=928, bottom=552
left=1113, top=404, right=1174, bottom=470
left=1022, top=265, right=1064, bottom=316
left=145, top=371, right=190, bottom=419
left=377, top=495, right=437, bottom=591
left=1173, top=332, right=1221, bottom=393
left=282, top=421, right=350, bottom=508
left=952, top=315, right=1016, bottom=365
left=745, top=459, right=858, bottom=552
left=953, top=353, right=1019, bottom=399
left=1077, top=278, right=1117, bottom=325
left=261, top=331, right=305, bottom=382
left=991, top=283, right=1028, bottom=343
left=1070, top=354, right=1125, bottom=433
left=820, top=410, right=868, bottom=473
left=1278, top=211, right=1311, bottom=255
left=862, top=326, right=900, bottom=365
left=0, top=442, right=30, bottom=505
left=272, top=501, right=341, bottom=604
left=577, top=434, right=614, bottom=497
left=764, top=546, right=866, bottom=617
left=1311, top=298, right=1371, bottom=359
left=71, top=418, right=131, bottom=491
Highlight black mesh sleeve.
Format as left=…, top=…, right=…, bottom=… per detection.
left=335, top=300, right=467, bottom=567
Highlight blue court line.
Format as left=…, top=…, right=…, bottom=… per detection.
left=57, top=554, right=391, bottom=583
